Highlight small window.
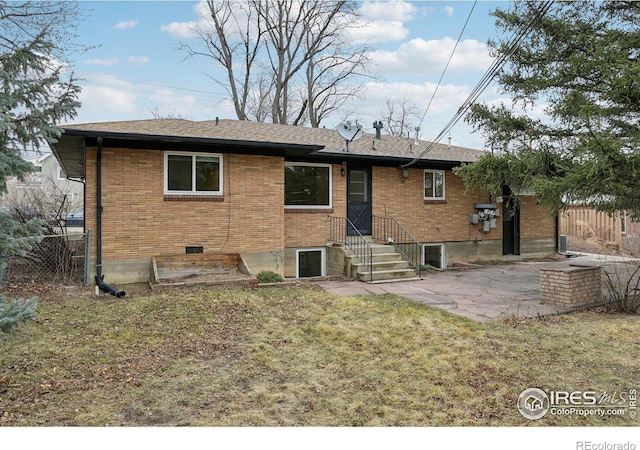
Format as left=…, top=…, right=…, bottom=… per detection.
left=285, top=163, right=332, bottom=208
left=424, top=170, right=445, bottom=200
left=165, top=152, right=223, bottom=195
left=186, top=246, right=203, bottom=254
left=349, top=170, right=367, bottom=202
left=423, top=243, right=445, bottom=269
left=621, top=211, right=627, bottom=234
left=58, top=165, right=66, bottom=180
left=296, top=248, right=325, bottom=277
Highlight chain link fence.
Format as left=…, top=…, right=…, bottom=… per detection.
left=1, top=231, right=91, bottom=288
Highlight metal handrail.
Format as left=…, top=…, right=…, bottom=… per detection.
left=329, top=216, right=373, bottom=283
left=372, top=215, right=422, bottom=279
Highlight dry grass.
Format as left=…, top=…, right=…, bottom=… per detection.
left=1, top=285, right=638, bottom=426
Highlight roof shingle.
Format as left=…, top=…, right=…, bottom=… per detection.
left=60, top=118, right=485, bottom=164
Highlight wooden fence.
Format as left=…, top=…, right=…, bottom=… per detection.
left=560, top=207, right=623, bottom=243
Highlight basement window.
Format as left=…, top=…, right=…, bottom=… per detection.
left=165, top=152, right=223, bottom=195
left=186, top=246, right=204, bottom=254
left=296, top=248, right=325, bottom=278
left=423, top=243, right=445, bottom=269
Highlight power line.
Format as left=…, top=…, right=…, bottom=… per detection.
left=402, top=1, right=555, bottom=168
left=145, top=83, right=221, bottom=96
left=417, top=1, right=477, bottom=132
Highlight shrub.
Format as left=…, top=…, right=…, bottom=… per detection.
left=0, top=297, right=37, bottom=341
left=602, top=262, right=640, bottom=314
left=256, top=271, right=284, bottom=283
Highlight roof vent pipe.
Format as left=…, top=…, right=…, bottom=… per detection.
left=373, top=121, right=383, bottom=139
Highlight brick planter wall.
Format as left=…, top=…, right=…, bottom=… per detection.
left=540, top=266, right=602, bottom=308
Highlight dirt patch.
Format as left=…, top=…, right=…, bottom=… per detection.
left=566, top=235, right=632, bottom=257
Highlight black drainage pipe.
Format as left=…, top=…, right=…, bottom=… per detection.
left=95, top=135, right=126, bottom=298
left=96, top=275, right=126, bottom=298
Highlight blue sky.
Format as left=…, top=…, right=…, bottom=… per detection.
left=69, top=1, right=508, bottom=150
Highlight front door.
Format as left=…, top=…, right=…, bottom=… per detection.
left=347, top=163, right=372, bottom=235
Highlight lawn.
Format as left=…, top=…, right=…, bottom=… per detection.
left=0, top=285, right=638, bottom=426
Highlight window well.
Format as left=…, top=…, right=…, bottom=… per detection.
left=423, top=244, right=445, bottom=269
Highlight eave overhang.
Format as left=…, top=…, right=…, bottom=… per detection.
left=52, top=129, right=326, bottom=179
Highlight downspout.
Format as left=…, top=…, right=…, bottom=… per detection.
left=94, top=136, right=126, bottom=298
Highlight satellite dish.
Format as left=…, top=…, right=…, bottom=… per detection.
left=336, top=122, right=363, bottom=152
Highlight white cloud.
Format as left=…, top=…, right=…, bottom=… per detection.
left=347, top=1, right=416, bottom=44
left=444, top=6, right=454, bottom=17
left=359, top=0, right=417, bottom=22
left=347, top=19, right=409, bottom=44
left=160, top=20, right=200, bottom=39
left=369, top=37, right=492, bottom=76
left=85, top=58, right=119, bottom=66
left=358, top=80, right=472, bottom=116
left=113, top=20, right=139, bottom=30
left=161, top=0, right=210, bottom=38
left=77, top=74, right=140, bottom=119
left=73, top=73, right=227, bottom=124
left=147, top=85, right=237, bottom=120
left=162, top=0, right=410, bottom=44
left=128, top=56, right=150, bottom=66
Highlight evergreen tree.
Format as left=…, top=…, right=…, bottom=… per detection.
left=0, top=1, right=83, bottom=338
left=454, top=2, right=640, bottom=218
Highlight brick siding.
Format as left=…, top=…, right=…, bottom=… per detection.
left=86, top=147, right=556, bottom=264
left=86, top=147, right=285, bottom=261
left=520, top=196, right=556, bottom=239
left=371, top=166, right=496, bottom=242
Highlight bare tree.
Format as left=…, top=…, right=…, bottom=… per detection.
left=303, top=21, right=371, bottom=127
left=181, top=0, right=264, bottom=121
left=181, top=0, right=371, bottom=127
left=246, top=70, right=274, bottom=122
left=381, top=97, right=420, bottom=137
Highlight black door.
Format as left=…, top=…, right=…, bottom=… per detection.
left=347, top=163, right=372, bottom=235
left=503, top=199, right=521, bottom=255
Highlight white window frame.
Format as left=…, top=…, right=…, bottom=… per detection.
left=284, top=162, right=333, bottom=209
left=296, top=247, right=326, bottom=278
left=57, top=164, right=66, bottom=180
left=164, top=151, right=223, bottom=195
left=424, top=169, right=445, bottom=200
left=423, top=243, right=446, bottom=269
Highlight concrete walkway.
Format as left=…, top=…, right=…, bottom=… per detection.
left=314, top=252, right=632, bottom=322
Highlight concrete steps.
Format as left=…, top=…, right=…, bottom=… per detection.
left=345, top=241, right=419, bottom=283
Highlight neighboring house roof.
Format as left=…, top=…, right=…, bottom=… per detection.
left=51, top=119, right=486, bottom=178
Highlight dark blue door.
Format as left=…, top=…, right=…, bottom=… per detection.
left=347, top=164, right=372, bottom=235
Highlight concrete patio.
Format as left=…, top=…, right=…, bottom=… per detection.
left=314, top=252, right=638, bottom=322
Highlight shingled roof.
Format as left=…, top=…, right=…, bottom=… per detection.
left=53, top=118, right=486, bottom=178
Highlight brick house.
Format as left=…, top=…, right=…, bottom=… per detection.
left=50, top=118, right=557, bottom=285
